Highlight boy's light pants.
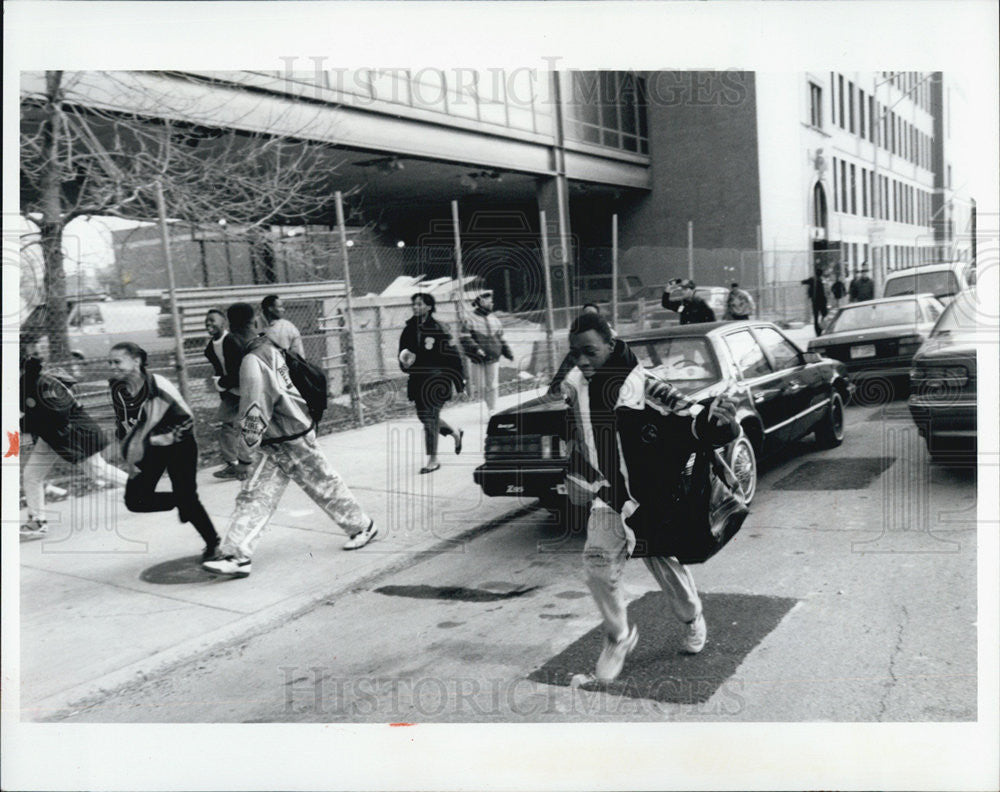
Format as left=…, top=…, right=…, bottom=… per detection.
left=583, top=503, right=701, bottom=641
left=469, top=360, right=499, bottom=413
left=220, top=433, right=370, bottom=560
left=23, top=438, right=128, bottom=520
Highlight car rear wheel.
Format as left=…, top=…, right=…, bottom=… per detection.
left=815, top=391, right=846, bottom=448
left=728, top=434, right=758, bottom=505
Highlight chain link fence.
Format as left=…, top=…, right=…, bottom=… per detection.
left=20, top=232, right=821, bottom=498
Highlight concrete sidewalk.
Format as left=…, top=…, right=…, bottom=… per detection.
left=18, top=388, right=546, bottom=721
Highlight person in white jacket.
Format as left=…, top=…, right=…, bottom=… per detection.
left=203, top=304, right=376, bottom=579
left=459, top=291, right=513, bottom=415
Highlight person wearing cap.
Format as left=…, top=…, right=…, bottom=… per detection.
left=459, top=290, right=513, bottom=415
left=661, top=279, right=716, bottom=325
left=849, top=263, right=875, bottom=302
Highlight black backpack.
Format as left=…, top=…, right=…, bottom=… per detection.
left=282, top=346, right=328, bottom=424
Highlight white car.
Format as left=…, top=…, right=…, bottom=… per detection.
left=882, top=262, right=976, bottom=304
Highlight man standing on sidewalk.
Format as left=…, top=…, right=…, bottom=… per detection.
left=202, top=329, right=377, bottom=579
left=561, top=312, right=738, bottom=682
left=204, top=309, right=245, bottom=480
left=261, top=294, right=305, bottom=356
left=460, top=290, right=513, bottom=416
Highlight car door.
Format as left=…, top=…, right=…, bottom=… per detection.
left=752, top=325, right=826, bottom=440
left=720, top=328, right=794, bottom=445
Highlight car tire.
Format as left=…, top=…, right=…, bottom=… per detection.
left=815, top=390, right=846, bottom=449
left=728, top=433, right=758, bottom=505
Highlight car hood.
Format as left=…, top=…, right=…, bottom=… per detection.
left=810, top=323, right=931, bottom=346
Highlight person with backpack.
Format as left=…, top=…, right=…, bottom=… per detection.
left=399, top=292, right=466, bottom=475
left=561, top=312, right=739, bottom=683
left=108, top=342, right=221, bottom=560
left=20, top=343, right=128, bottom=538
left=202, top=321, right=376, bottom=579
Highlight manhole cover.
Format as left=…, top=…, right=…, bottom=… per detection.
left=529, top=591, right=797, bottom=704
left=772, top=457, right=895, bottom=490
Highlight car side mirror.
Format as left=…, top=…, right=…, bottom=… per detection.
left=803, top=351, right=822, bottom=363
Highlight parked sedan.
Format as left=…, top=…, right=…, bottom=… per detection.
left=908, top=288, right=978, bottom=462
left=474, top=321, right=851, bottom=517
left=807, top=294, right=944, bottom=399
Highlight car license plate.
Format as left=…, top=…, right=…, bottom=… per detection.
left=851, top=344, right=876, bottom=359
left=555, top=483, right=567, bottom=495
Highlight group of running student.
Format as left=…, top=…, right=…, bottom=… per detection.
left=20, top=295, right=377, bottom=578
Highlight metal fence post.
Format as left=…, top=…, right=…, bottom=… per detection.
left=611, top=213, right=619, bottom=328
left=539, top=210, right=557, bottom=375
left=335, top=191, right=365, bottom=426
left=154, top=180, right=191, bottom=406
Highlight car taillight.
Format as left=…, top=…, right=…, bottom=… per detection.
left=540, top=436, right=566, bottom=459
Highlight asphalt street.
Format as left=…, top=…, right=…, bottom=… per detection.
left=31, top=397, right=978, bottom=724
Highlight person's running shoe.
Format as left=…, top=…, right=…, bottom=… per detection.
left=343, top=520, right=379, bottom=550
left=595, top=624, right=638, bottom=683
left=201, top=540, right=221, bottom=562
left=213, top=464, right=242, bottom=480
left=202, top=555, right=251, bottom=578
left=682, top=612, right=707, bottom=654
left=20, top=519, right=49, bottom=539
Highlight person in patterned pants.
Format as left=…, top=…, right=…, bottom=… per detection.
left=203, top=304, right=377, bottom=579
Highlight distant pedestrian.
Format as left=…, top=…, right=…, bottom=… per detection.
left=662, top=279, right=716, bottom=324
left=399, top=292, right=465, bottom=475
left=203, top=309, right=244, bottom=480
left=831, top=273, right=847, bottom=309
left=724, top=282, right=755, bottom=320
left=202, top=332, right=378, bottom=579
left=849, top=264, right=875, bottom=302
left=108, top=342, right=220, bottom=560
left=801, top=269, right=829, bottom=335
left=20, top=344, right=128, bottom=538
left=459, top=290, right=513, bottom=415
left=261, top=294, right=305, bottom=356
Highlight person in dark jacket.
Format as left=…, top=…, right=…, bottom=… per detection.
left=398, top=292, right=466, bottom=474
left=801, top=269, right=829, bottom=335
left=561, top=312, right=738, bottom=682
left=547, top=303, right=615, bottom=397
left=108, top=342, right=220, bottom=560
left=204, top=309, right=244, bottom=480
left=19, top=344, right=128, bottom=538
left=662, top=279, right=717, bottom=324
left=849, top=264, right=875, bottom=302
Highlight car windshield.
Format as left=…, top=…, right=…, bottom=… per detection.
left=828, top=300, right=923, bottom=332
left=884, top=270, right=959, bottom=298
left=931, top=290, right=978, bottom=334
left=642, top=337, right=721, bottom=388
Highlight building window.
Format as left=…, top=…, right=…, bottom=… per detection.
left=840, top=160, right=848, bottom=212
left=565, top=71, right=649, bottom=155
left=838, top=74, right=845, bottom=128
left=858, top=89, right=866, bottom=139
left=830, top=72, right=837, bottom=126
left=848, top=81, right=855, bottom=133
left=861, top=169, right=868, bottom=216
left=850, top=164, right=857, bottom=215
left=809, top=82, right=823, bottom=128
left=813, top=182, right=828, bottom=230
left=832, top=157, right=838, bottom=212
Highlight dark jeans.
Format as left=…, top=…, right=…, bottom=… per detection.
left=414, top=401, right=455, bottom=457
left=125, top=435, right=218, bottom=547
left=812, top=305, right=828, bottom=336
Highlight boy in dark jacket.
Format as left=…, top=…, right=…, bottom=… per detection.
left=662, top=279, right=717, bottom=325
left=204, top=308, right=245, bottom=479
left=561, top=312, right=738, bottom=682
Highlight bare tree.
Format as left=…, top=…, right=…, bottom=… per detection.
left=20, top=70, right=348, bottom=358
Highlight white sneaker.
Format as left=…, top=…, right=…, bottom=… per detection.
left=682, top=612, right=707, bottom=654
left=343, top=520, right=379, bottom=550
left=202, top=555, right=252, bottom=578
left=20, top=519, right=48, bottom=538
left=595, top=624, right=639, bottom=682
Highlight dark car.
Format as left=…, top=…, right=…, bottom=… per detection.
left=474, top=321, right=851, bottom=516
left=908, top=288, right=979, bottom=462
left=807, top=294, right=944, bottom=399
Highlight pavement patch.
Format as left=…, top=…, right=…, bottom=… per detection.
left=771, top=457, right=895, bottom=490
left=529, top=592, right=798, bottom=704
left=375, top=584, right=539, bottom=602
left=139, top=556, right=215, bottom=585
left=865, top=404, right=913, bottom=422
